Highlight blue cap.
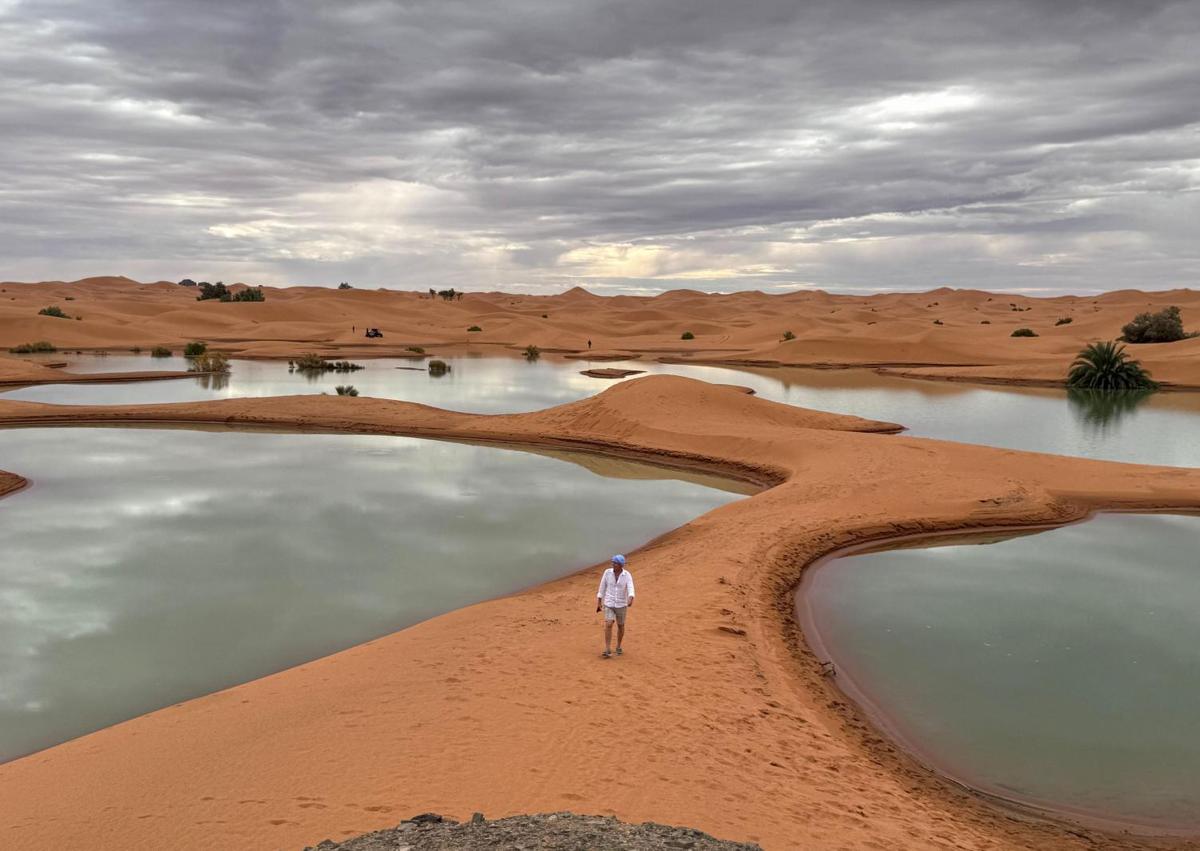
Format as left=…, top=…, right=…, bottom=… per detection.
left=611, top=554, right=626, bottom=567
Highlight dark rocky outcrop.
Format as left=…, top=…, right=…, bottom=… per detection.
left=303, top=812, right=762, bottom=850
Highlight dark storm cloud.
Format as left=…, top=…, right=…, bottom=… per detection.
left=1, top=0, right=1197, bottom=292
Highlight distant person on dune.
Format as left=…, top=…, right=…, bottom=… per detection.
left=596, top=554, right=635, bottom=658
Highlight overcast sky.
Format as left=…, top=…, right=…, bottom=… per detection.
left=2, top=0, right=1197, bottom=294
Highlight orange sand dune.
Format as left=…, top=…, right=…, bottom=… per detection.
left=2, top=277, right=1197, bottom=386
left=1, top=376, right=1200, bottom=850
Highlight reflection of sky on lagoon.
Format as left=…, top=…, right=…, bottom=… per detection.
left=803, top=513, right=1200, bottom=827
left=0, top=427, right=740, bottom=761
left=4, top=354, right=1200, bottom=466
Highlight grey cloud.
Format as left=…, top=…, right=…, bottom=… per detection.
left=0, top=0, right=1196, bottom=292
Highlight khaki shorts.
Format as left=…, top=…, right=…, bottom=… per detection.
left=604, top=605, right=628, bottom=625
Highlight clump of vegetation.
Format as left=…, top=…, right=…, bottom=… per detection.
left=782, top=331, right=796, bottom=341
left=1121, top=305, right=1192, bottom=344
left=187, top=352, right=230, bottom=374
left=1011, top=328, right=1038, bottom=337
left=178, top=278, right=197, bottom=287
left=980, top=320, right=991, bottom=324
left=64, top=296, right=75, bottom=301
left=1055, top=317, right=1073, bottom=326
left=337, top=282, right=353, bottom=290
left=523, top=345, right=540, bottom=360
left=335, top=384, right=359, bottom=396
left=427, top=359, right=450, bottom=375
left=1067, top=341, right=1157, bottom=390
left=406, top=346, right=426, bottom=354
left=291, top=352, right=364, bottom=372
left=933, top=319, right=943, bottom=325
left=9, top=341, right=56, bottom=354
left=183, top=341, right=208, bottom=357
left=468, top=325, right=482, bottom=332
left=681, top=331, right=695, bottom=340
left=196, top=281, right=228, bottom=301
left=230, top=286, right=265, bottom=302
left=131, top=347, right=142, bottom=354
left=38, top=305, right=70, bottom=319
left=436, top=288, right=461, bottom=301
left=541, top=314, right=548, bottom=319
left=151, top=346, right=172, bottom=357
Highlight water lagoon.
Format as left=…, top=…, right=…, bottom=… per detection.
left=800, top=513, right=1200, bottom=830
left=0, top=427, right=744, bottom=762
left=5, top=354, right=1200, bottom=466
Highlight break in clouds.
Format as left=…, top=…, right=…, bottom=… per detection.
left=1, top=0, right=1197, bottom=294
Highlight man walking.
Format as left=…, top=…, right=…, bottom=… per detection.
left=596, top=554, right=635, bottom=658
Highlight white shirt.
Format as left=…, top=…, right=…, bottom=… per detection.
left=597, top=567, right=635, bottom=609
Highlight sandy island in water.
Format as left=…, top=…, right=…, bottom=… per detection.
left=2, top=278, right=1200, bottom=850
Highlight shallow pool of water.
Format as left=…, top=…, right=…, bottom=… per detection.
left=0, top=427, right=743, bottom=762
left=5, top=354, right=1200, bottom=467
left=799, top=513, right=1200, bottom=830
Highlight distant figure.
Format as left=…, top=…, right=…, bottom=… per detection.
left=587, top=339, right=592, bottom=350
left=596, top=554, right=635, bottom=658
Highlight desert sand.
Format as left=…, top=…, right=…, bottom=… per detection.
left=3, top=276, right=1200, bottom=388
left=2, top=278, right=1200, bottom=850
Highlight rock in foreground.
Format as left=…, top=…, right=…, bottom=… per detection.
left=303, top=812, right=762, bottom=850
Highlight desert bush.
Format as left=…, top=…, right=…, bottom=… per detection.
left=427, top=359, right=450, bottom=375
left=782, top=330, right=796, bottom=341
left=468, top=325, right=482, bottom=332
left=183, top=341, right=207, bottom=357
left=1067, top=341, right=1156, bottom=390
left=64, top=296, right=75, bottom=301
left=9, top=341, right=56, bottom=353
left=38, top=305, right=69, bottom=319
left=337, top=282, right=353, bottom=290
left=150, top=346, right=172, bottom=357
left=131, top=347, right=142, bottom=354
left=230, top=286, right=265, bottom=302
left=523, top=345, right=540, bottom=360
left=406, top=346, right=426, bottom=354
left=933, top=319, right=943, bottom=325
left=178, top=278, right=197, bottom=287
left=187, top=352, right=230, bottom=374
left=335, top=384, right=359, bottom=396
left=195, top=281, right=228, bottom=301
left=1011, top=328, right=1038, bottom=337
left=437, top=288, right=457, bottom=301
left=1055, top=317, right=1073, bottom=326
left=1121, top=305, right=1189, bottom=344
left=681, top=331, right=695, bottom=340
left=980, top=320, right=991, bottom=324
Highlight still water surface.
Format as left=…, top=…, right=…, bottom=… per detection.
left=801, top=513, right=1200, bottom=829
left=6, top=354, right=1200, bottom=466
left=0, top=427, right=742, bottom=762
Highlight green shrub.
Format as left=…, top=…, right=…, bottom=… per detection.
left=187, top=352, right=230, bottom=374
left=1011, top=328, right=1038, bottom=337
left=523, top=345, right=540, bottom=360
left=9, top=341, right=56, bottom=354
left=183, top=341, right=207, bottom=357
left=1055, top=317, right=1073, bottom=326
left=151, top=346, right=172, bottom=357
left=334, top=384, right=359, bottom=396
left=38, top=305, right=69, bottom=319
left=681, top=331, right=695, bottom=340
left=337, top=282, right=353, bottom=290
left=195, top=281, right=228, bottom=301
left=427, top=359, right=450, bottom=375
left=467, top=325, right=482, bottom=332
left=230, top=286, right=265, bottom=302
left=406, top=346, right=426, bottom=354
left=293, top=352, right=329, bottom=371
left=782, top=330, right=796, bottom=341
left=1067, top=341, right=1156, bottom=390
left=1121, top=306, right=1189, bottom=344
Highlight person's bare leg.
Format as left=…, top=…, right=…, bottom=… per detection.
left=616, top=621, right=625, bottom=651
left=604, top=620, right=613, bottom=654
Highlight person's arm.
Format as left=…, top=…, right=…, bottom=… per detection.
left=596, top=571, right=607, bottom=611
left=626, top=573, right=635, bottom=606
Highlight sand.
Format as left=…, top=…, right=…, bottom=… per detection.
left=2, top=278, right=1200, bottom=850
left=3, top=277, right=1200, bottom=388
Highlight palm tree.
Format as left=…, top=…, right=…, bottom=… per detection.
left=1066, top=341, right=1157, bottom=390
